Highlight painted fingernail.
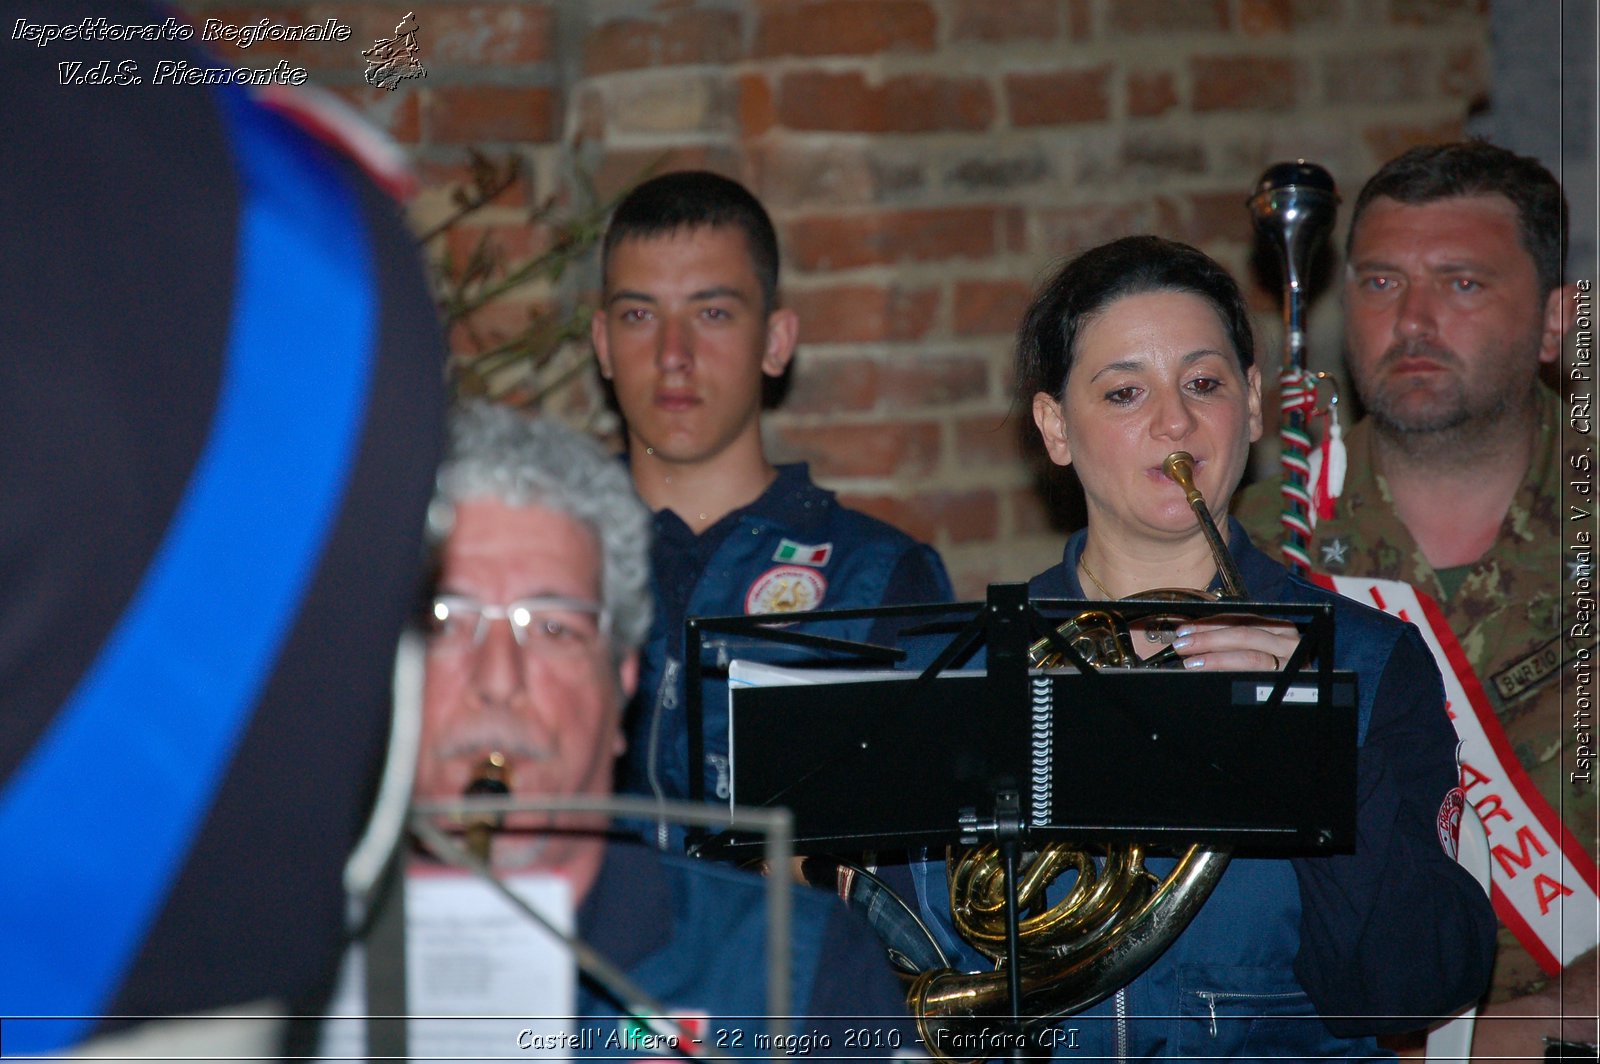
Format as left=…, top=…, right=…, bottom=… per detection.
left=1175, top=626, right=1194, bottom=640
left=1182, top=657, right=1204, bottom=669
left=1172, top=637, right=1192, bottom=650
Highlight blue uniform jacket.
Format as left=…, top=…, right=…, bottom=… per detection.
left=575, top=843, right=916, bottom=1057
left=906, top=522, right=1496, bottom=1059
left=0, top=13, right=445, bottom=1049
left=620, top=464, right=952, bottom=846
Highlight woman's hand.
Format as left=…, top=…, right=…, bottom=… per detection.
left=1171, top=615, right=1300, bottom=671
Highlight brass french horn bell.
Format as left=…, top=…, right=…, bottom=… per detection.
left=909, top=451, right=1242, bottom=1060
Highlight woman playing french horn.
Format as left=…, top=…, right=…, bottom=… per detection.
left=907, top=236, right=1496, bottom=1059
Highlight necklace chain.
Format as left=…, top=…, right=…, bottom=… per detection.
left=1078, top=556, right=1116, bottom=599
left=1080, top=555, right=1172, bottom=644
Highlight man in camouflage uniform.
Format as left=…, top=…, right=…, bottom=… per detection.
left=1235, top=140, right=1595, bottom=1057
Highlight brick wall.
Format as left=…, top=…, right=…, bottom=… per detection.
left=174, top=0, right=1490, bottom=596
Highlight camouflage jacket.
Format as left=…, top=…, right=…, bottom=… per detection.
left=1235, top=385, right=1596, bottom=1002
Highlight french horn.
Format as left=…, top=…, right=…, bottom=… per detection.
left=908, top=452, right=1243, bottom=1060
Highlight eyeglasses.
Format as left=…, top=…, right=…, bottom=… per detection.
left=427, top=594, right=609, bottom=659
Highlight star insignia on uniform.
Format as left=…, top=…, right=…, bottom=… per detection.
left=1320, top=537, right=1350, bottom=568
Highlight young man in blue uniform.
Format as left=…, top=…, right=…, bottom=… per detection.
left=590, top=172, right=953, bottom=846
left=414, top=404, right=915, bottom=1051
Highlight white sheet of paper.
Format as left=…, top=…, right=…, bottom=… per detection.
left=320, top=867, right=575, bottom=1060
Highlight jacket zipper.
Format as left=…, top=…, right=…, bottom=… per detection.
left=1114, top=988, right=1128, bottom=1061
left=1194, top=989, right=1305, bottom=1038
left=647, top=656, right=680, bottom=850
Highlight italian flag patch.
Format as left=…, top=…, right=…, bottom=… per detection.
left=771, top=539, right=832, bottom=567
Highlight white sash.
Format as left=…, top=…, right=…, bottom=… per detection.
left=1314, top=573, right=1599, bottom=975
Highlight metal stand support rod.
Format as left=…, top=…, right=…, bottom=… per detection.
left=1003, top=839, right=1025, bottom=1063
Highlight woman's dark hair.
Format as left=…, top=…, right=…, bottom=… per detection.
left=1016, top=235, right=1255, bottom=405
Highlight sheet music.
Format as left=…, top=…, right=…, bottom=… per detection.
left=320, top=867, right=575, bottom=1060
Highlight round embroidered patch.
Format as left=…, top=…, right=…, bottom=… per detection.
left=744, top=565, right=827, bottom=615
left=1437, top=786, right=1465, bottom=860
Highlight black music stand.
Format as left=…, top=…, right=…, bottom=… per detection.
left=686, top=584, right=1358, bottom=1029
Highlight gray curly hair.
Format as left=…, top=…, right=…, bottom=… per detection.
left=430, top=403, right=653, bottom=654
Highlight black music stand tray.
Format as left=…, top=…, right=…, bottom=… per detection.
left=688, top=583, right=1357, bottom=855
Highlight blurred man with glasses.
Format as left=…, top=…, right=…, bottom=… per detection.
left=408, top=402, right=914, bottom=1051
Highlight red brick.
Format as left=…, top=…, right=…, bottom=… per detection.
left=1440, top=45, right=1487, bottom=97
left=583, top=18, right=654, bottom=75
left=590, top=147, right=740, bottom=203
left=754, top=0, right=936, bottom=57
left=770, top=422, right=941, bottom=478
left=879, top=356, right=990, bottom=407
left=445, top=297, right=540, bottom=357
left=1038, top=203, right=1150, bottom=257
left=659, top=9, right=743, bottom=66
left=584, top=9, right=742, bottom=75
left=1067, top=0, right=1094, bottom=38
left=738, top=73, right=776, bottom=138
left=1109, top=0, right=1229, bottom=34
left=439, top=223, right=555, bottom=284
left=1390, top=0, right=1487, bottom=25
left=1121, top=134, right=1206, bottom=177
left=1192, top=56, right=1298, bottom=111
left=786, top=285, right=940, bottom=344
left=585, top=9, right=739, bottom=73
left=582, top=8, right=742, bottom=75
left=416, top=4, right=554, bottom=65
left=1127, top=70, right=1179, bottom=117
left=782, top=357, right=881, bottom=415
left=1239, top=0, right=1293, bottom=33
left=1238, top=0, right=1342, bottom=33
left=1361, top=121, right=1465, bottom=167
left=945, top=150, right=1051, bottom=194
left=747, top=142, right=881, bottom=209
left=574, top=86, right=607, bottom=142
left=326, top=84, right=422, bottom=143
left=777, top=72, right=994, bottom=133
left=1322, top=50, right=1429, bottom=105
left=786, top=209, right=1009, bottom=270
left=951, top=0, right=1060, bottom=41
left=413, top=151, right=531, bottom=212
left=1006, top=67, right=1112, bottom=126
left=1181, top=191, right=1256, bottom=246
left=954, top=280, right=1032, bottom=337
left=424, top=86, right=558, bottom=143
left=1009, top=486, right=1057, bottom=537
left=838, top=490, right=1000, bottom=544
left=955, top=416, right=1027, bottom=468
left=1002, top=208, right=1028, bottom=255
